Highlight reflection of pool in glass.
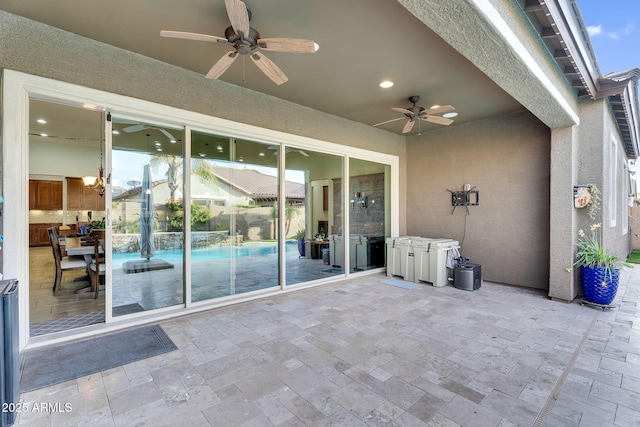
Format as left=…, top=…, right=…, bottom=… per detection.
left=112, top=241, right=297, bottom=268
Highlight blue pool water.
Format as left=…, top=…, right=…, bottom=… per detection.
left=112, top=241, right=296, bottom=267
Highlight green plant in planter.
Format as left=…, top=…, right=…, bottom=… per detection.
left=574, top=223, right=625, bottom=275
left=574, top=184, right=631, bottom=305
left=86, top=219, right=105, bottom=233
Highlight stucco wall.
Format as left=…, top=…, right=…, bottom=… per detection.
left=576, top=99, right=630, bottom=263
left=406, top=110, right=550, bottom=289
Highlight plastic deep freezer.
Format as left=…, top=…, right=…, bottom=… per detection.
left=385, top=236, right=418, bottom=282
left=414, top=238, right=459, bottom=287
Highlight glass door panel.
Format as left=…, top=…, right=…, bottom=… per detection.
left=348, top=158, right=389, bottom=273
left=28, top=98, right=106, bottom=334
left=110, top=118, right=184, bottom=316
left=190, top=133, right=280, bottom=302
left=285, top=147, right=344, bottom=285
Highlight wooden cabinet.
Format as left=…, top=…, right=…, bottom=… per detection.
left=29, top=223, right=61, bottom=247
left=29, top=180, right=63, bottom=210
left=66, top=177, right=105, bottom=211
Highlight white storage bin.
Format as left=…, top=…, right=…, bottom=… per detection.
left=385, top=236, right=418, bottom=281
left=413, top=238, right=453, bottom=285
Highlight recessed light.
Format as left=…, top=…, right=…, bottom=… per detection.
left=199, top=153, right=206, bottom=157
left=40, top=133, right=48, bottom=137
left=170, top=139, right=176, bottom=143
left=155, top=142, right=161, bottom=146
left=379, top=80, right=394, bottom=88
left=112, top=130, right=120, bottom=135
left=156, top=148, right=163, bottom=152
left=443, top=112, right=458, bottom=118
left=259, top=152, right=265, bottom=156
left=37, top=118, right=47, bottom=124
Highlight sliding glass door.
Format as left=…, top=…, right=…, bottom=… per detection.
left=190, top=133, right=280, bottom=302
left=110, top=117, right=185, bottom=316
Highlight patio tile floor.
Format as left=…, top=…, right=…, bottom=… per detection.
left=17, top=264, right=640, bottom=426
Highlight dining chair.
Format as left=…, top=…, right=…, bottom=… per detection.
left=47, top=227, right=86, bottom=295
left=89, top=230, right=105, bottom=299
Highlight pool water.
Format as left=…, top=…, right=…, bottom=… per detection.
left=112, top=241, right=297, bottom=267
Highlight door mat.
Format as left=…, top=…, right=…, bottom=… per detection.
left=382, top=278, right=421, bottom=290
left=21, top=324, right=177, bottom=392
left=30, top=311, right=104, bottom=337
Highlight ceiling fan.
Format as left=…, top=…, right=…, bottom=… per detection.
left=267, top=145, right=309, bottom=157
left=160, top=0, right=318, bottom=85
left=373, top=96, right=456, bottom=134
left=121, top=124, right=177, bottom=141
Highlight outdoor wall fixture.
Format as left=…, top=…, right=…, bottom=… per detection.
left=573, top=185, right=593, bottom=208
left=351, top=192, right=368, bottom=208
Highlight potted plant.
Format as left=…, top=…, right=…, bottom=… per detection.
left=295, top=228, right=306, bottom=257
left=574, top=185, right=629, bottom=305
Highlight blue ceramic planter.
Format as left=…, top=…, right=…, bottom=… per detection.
left=580, top=265, right=619, bottom=305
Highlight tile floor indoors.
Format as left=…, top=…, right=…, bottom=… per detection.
left=16, top=264, right=640, bottom=426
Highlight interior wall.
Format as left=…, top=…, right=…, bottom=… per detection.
left=406, top=110, right=551, bottom=289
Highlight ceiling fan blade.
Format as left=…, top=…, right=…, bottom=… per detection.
left=258, top=38, right=317, bottom=53
left=373, top=117, right=405, bottom=127
left=122, top=124, right=148, bottom=133
left=402, top=120, right=416, bottom=133
left=225, top=0, right=250, bottom=38
left=160, top=30, right=226, bottom=43
left=392, top=107, right=413, bottom=116
left=251, top=52, right=288, bottom=85
left=298, top=150, right=309, bottom=157
left=422, top=115, right=454, bottom=126
left=424, top=105, right=455, bottom=115
left=206, top=52, right=238, bottom=79
left=158, top=128, right=176, bottom=141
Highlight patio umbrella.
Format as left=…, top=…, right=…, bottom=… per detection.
left=140, top=163, right=155, bottom=260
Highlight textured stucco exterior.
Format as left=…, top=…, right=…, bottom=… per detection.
left=405, top=111, right=551, bottom=289
left=576, top=100, right=630, bottom=264
left=397, top=0, right=579, bottom=129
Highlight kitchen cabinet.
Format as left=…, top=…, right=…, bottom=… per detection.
left=66, top=177, right=105, bottom=211
left=29, top=223, right=60, bottom=247
left=28, top=180, right=63, bottom=210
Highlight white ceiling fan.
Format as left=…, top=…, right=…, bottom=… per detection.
left=373, top=95, right=456, bottom=134
left=160, top=0, right=318, bottom=85
left=267, top=145, right=309, bottom=157
left=121, top=124, right=177, bottom=142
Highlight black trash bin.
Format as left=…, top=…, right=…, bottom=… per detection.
left=454, top=262, right=481, bottom=291
left=322, top=248, right=330, bottom=265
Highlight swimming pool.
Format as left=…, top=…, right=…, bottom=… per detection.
left=112, top=241, right=297, bottom=267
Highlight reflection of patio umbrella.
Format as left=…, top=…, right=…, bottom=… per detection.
left=140, top=164, right=155, bottom=260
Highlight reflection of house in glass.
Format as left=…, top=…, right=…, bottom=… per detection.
left=112, top=165, right=306, bottom=241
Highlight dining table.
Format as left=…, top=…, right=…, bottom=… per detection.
left=63, top=236, right=104, bottom=293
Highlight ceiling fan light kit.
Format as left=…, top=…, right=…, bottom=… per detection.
left=373, top=95, right=456, bottom=134
left=161, top=0, right=317, bottom=85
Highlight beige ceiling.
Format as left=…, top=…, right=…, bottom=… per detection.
left=3, top=0, right=524, bottom=136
